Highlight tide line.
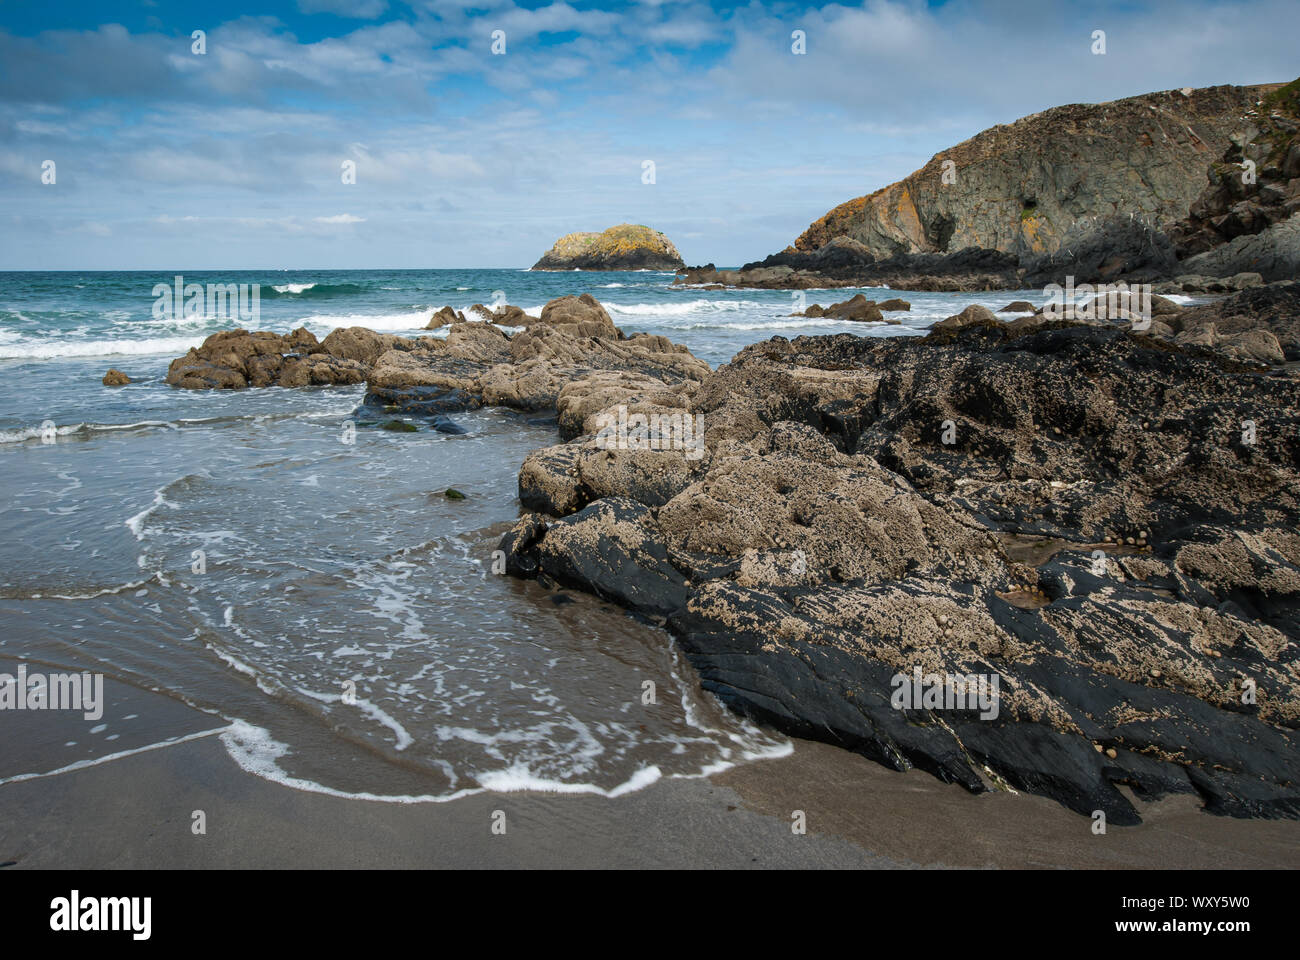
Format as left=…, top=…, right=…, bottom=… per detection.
left=0, top=724, right=233, bottom=787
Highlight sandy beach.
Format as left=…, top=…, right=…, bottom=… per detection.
left=3, top=679, right=1297, bottom=870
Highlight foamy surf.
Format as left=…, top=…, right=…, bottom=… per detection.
left=216, top=718, right=787, bottom=804
left=0, top=335, right=207, bottom=360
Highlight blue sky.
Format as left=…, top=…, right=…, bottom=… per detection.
left=1, top=0, right=1296, bottom=269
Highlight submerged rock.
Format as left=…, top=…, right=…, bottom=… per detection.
left=102, top=369, right=130, bottom=386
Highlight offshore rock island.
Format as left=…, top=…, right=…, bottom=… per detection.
left=532, top=224, right=685, bottom=271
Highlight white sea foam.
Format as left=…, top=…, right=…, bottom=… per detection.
left=219, top=720, right=481, bottom=804
left=0, top=335, right=206, bottom=360
left=298, top=310, right=432, bottom=332
left=33, top=577, right=157, bottom=601
left=605, top=299, right=769, bottom=317
left=0, top=419, right=180, bottom=445
left=124, top=485, right=179, bottom=540
left=297, top=687, right=414, bottom=751
left=272, top=283, right=317, bottom=294
left=476, top=763, right=663, bottom=797
left=0, top=422, right=83, bottom=444
left=662, top=317, right=879, bottom=332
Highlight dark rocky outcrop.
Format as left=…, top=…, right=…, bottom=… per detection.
left=165, top=327, right=379, bottom=389
left=532, top=224, right=685, bottom=271
left=1170, top=281, right=1300, bottom=361
left=499, top=304, right=1300, bottom=823
left=1170, top=78, right=1300, bottom=279
left=676, top=242, right=1020, bottom=292
left=361, top=296, right=709, bottom=433
left=164, top=296, right=623, bottom=392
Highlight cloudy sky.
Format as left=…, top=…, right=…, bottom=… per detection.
left=1, top=0, right=1296, bottom=269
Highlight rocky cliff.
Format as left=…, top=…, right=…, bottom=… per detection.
left=793, top=83, right=1278, bottom=262
left=1171, top=78, right=1300, bottom=280
left=532, top=223, right=684, bottom=271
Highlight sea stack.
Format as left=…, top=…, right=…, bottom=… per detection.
left=531, top=223, right=684, bottom=271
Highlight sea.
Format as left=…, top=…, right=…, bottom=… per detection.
left=0, top=268, right=1099, bottom=801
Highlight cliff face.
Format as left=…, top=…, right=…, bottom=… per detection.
left=1171, top=77, right=1300, bottom=280
left=532, top=224, right=684, bottom=271
left=794, top=84, right=1278, bottom=260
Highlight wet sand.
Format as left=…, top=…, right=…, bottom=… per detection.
left=3, top=683, right=1297, bottom=869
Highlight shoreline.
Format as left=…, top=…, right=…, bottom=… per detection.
left=3, top=682, right=1296, bottom=869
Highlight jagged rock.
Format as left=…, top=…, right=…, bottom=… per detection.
left=532, top=224, right=684, bottom=271
left=1169, top=281, right=1300, bottom=359
left=427, top=306, right=466, bottom=329
left=468, top=303, right=539, bottom=326
left=1019, top=217, right=1178, bottom=286
left=500, top=316, right=1300, bottom=823
left=1170, top=77, right=1300, bottom=277
left=798, top=293, right=889, bottom=322
left=1155, top=272, right=1266, bottom=294
left=166, top=327, right=371, bottom=389
left=524, top=497, right=690, bottom=618
left=363, top=295, right=709, bottom=417
left=1183, top=215, right=1300, bottom=280
left=319, top=327, right=415, bottom=366
left=536, top=293, right=620, bottom=338
left=679, top=244, right=1020, bottom=291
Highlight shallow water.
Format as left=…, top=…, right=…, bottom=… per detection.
left=0, top=269, right=1188, bottom=799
